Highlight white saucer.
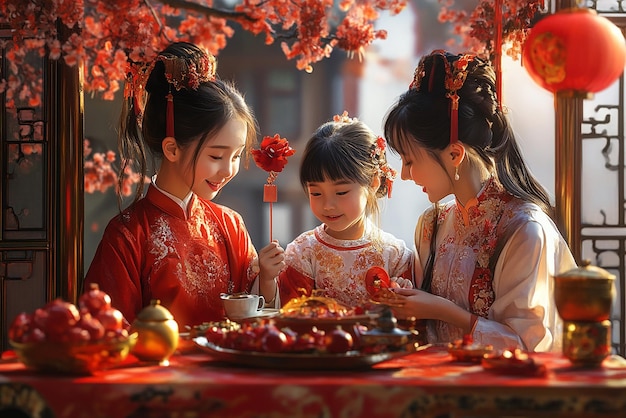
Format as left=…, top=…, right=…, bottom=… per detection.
left=227, top=308, right=279, bottom=321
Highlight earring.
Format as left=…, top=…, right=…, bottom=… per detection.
left=454, top=167, right=460, bottom=181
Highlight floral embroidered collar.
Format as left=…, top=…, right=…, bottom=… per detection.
left=452, top=177, right=513, bottom=270
left=455, top=178, right=492, bottom=226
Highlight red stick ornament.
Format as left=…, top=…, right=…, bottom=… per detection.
left=252, top=134, right=296, bottom=242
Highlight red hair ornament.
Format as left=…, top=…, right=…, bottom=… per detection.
left=409, top=50, right=475, bottom=145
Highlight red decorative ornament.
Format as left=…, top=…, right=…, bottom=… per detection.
left=252, top=134, right=296, bottom=242
left=523, top=8, right=626, bottom=94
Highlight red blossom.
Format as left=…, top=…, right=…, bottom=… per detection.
left=0, top=0, right=410, bottom=107
left=252, top=134, right=295, bottom=174
left=83, top=139, right=147, bottom=195
left=438, top=0, right=543, bottom=61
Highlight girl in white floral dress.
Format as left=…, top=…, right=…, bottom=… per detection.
left=384, top=50, right=576, bottom=352
left=277, top=114, right=414, bottom=308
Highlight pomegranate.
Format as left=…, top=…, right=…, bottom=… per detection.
left=21, top=327, right=46, bottom=343
left=79, top=283, right=112, bottom=316
left=205, top=325, right=227, bottom=345
left=39, top=299, right=81, bottom=341
left=66, top=326, right=91, bottom=343
left=281, top=327, right=298, bottom=348
left=325, top=326, right=353, bottom=354
left=96, top=307, right=125, bottom=332
left=8, top=312, right=32, bottom=342
left=78, top=312, right=106, bottom=340
left=292, top=332, right=316, bottom=352
left=261, top=327, right=288, bottom=353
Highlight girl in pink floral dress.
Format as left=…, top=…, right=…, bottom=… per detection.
left=278, top=114, right=414, bottom=308
left=85, top=43, right=284, bottom=327
left=384, top=50, right=576, bottom=352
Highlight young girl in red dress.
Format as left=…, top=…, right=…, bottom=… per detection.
left=278, top=114, right=414, bottom=308
left=85, top=42, right=284, bottom=328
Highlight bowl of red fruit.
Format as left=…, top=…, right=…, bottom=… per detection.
left=8, top=284, right=136, bottom=375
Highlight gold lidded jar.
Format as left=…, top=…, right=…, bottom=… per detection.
left=554, top=259, right=615, bottom=322
left=130, top=299, right=179, bottom=364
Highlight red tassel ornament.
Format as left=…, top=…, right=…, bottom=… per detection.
left=449, top=94, right=459, bottom=144
left=252, top=135, right=295, bottom=243
left=166, top=92, right=175, bottom=138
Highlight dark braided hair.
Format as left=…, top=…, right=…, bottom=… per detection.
left=384, top=50, right=554, bottom=291
left=384, top=50, right=553, bottom=217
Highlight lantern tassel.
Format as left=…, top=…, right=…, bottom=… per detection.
left=494, top=0, right=503, bottom=110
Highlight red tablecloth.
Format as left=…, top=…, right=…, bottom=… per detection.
left=1, top=345, right=625, bottom=418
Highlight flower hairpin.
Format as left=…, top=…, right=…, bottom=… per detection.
left=333, top=110, right=358, bottom=124
left=252, top=134, right=296, bottom=242
left=158, top=53, right=216, bottom=91
left=124, top=52, right=217, bottom=135
left=371, top=136, right=397, bottom=198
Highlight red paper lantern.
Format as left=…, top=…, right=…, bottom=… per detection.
left=523, top=8, right=626, bottom=94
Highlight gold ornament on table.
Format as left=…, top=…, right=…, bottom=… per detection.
left=554, top=260, right=616, bottom=366
left=130, top=299, right=179, bottom=365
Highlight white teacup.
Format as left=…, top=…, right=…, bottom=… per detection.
left=221, top=293, right=265, bottom=319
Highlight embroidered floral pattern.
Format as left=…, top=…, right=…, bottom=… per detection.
left=424, top=178, right=519, bottom=341
left=281, top=224, right=413, bottom=307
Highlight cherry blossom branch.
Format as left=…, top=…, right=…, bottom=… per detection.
left=158, top=0, right=258, bottom=22
left=143, top=0, right=173, bottom=43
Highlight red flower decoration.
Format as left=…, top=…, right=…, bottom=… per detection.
left=252, top=134, right=296, bottom=174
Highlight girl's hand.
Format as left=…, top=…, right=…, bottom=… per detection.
left=389, top=288, right=433, bottom=320
left=390, top=276, right=414, bottom=289
left=258, top=240, right=285, bottom=282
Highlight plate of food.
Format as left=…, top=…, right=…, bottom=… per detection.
left=447, top=335, right=494, bottom=363
left=193, top=336, right=414, bottom=370
left=274, top=292, right=378, bottom=336
left=273, top=314, right=376, bottom=335
left=229, top=308, right=280, bottom=321
left=481, top=348, right=548, bottom=377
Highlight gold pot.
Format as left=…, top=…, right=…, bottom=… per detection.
left=130, top=299, right=179, bottom=364
left=554, top=260, right=615, bottom=322
left=562, top=320, right=612, bottom=367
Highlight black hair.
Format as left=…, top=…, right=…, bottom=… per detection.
left=300, top=118, right=393, bottom=223
left=118, top=42, right=258, bottom=207
left=384, top=50, right=553, bottom=217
